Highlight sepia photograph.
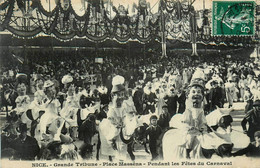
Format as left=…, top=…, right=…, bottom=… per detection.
left=0, top=0, right=259, bottom=167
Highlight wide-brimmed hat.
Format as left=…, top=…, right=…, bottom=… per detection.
left=16, top=123, right=29, bottom=133
left=16, top=73, right=28, bottom=85
left=253, top=100, right=260, bottom=107
left=43, top=80, right=54, bottom=88
left=61, top=75, right=73, bottom=85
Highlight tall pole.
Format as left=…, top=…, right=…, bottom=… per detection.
left=161, top=0, right=167, bottom=58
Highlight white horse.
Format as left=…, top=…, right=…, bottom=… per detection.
left=162, top=108, right=234, bottom=160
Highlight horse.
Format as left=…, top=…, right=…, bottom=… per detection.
left=77, top=105, right=107, bottom=160
left=161, top=107, right=234, bottom=160
left=119, top=123, right=150, bottom=161
left=161, top=128, right=234, bottom=160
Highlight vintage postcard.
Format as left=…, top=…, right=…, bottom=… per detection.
left=0, top=0, right=259, bottom=168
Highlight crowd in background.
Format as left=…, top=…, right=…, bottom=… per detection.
left=1, top=48, right=260, bottom=160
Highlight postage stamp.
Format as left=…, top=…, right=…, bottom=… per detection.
left=212, top=1, right=255, bottom=36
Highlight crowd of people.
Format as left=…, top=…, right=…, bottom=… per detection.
left=1, top=49, right=260, bottom=161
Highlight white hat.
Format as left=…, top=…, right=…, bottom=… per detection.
left=111, top=75, right=125, bottom=93
left=62, top=75, right=73, bottom=85
left=43, top=80, right=54, bottom=88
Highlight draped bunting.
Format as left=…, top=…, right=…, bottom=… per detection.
left=0, top=0, right=258, bottom=45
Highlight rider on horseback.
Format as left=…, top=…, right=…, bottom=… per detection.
left=99, top=75, right=130, bottom=161
left=182, top=79, right=207, bottom=159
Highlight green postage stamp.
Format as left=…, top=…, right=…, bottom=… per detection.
left=212, top=1, right=255, bottom=36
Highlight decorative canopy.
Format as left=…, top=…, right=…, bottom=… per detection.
left=0, top=0, right=259, bottom=46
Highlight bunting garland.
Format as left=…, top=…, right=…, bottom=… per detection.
left=0, top=0, right=258, bottom=46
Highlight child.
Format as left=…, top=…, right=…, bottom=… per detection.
left=146, top=115, right=162, bottom=160
left=157, top=105, right=171, bottom=131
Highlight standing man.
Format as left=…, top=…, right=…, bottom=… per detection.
left=225, top=77, right=236, bottom=108
left=209, top=80, right=224, bottom=111
left=241, top=100, right=260, bottom=142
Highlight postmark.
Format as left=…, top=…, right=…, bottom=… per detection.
left=212, top=1, right=255, bottom=36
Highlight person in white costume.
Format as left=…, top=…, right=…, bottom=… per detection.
left=181, top=80, right=208, bottom=159
left=99, top=75, right=133, bottom=161
left=225, top=77, right=236, bottom=108
left=13, top=73, right=30, bottom=117
left=60, top=75, right=80, bottom=140
left=39, top=80, right=61, bottom=141
left=10, top=73, right=31, bottom=136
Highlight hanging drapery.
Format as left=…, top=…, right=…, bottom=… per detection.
left=0, top=0, right=258, bottom=46
left=0, top=0, right=161, bottom=42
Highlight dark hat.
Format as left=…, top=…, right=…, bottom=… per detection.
left=254, top=131, right=260, bottom=138
left=16, top=73, right=27, bottom=85
left=253, top=100, right=260, bottom=107
left=111, top=84, right=125, bottom=93
left=189, top=79, right=205, bottom=90
left=16, top=123, right=29, bottom=133
left=150, top=115, right=158, bottom=120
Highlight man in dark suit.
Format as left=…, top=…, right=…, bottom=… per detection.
left=241, top=100, right=260, bottom=142
left=11, top=123, right=40, bottom=160
left=209, top=80, right=225, bottom=111
left=164, top=86, right=178, bottom=117
left=158, top=105, right=171, bottom=131
left=133, top=81, right=144, bottom=115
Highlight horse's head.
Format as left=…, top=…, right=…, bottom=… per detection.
left=218, top=115, right=233, bottom=129
left=206, top=107, right=234, bottom=130
left=216, top=143, right=234, bottom=158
